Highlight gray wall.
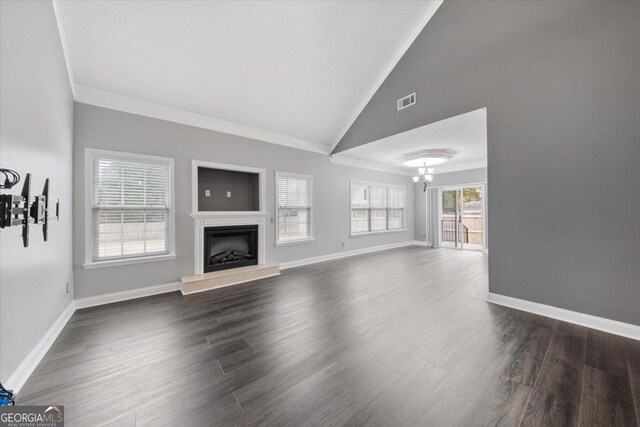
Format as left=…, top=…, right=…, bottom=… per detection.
left=197, top=168, right=259, bottom=212
left=414, top=168, right=487, bottom=243
left=335, top=1, right=640, bottom=325
left=73, top=104, right=414, bottom=298
left=0, top=1, right=74, bottom=384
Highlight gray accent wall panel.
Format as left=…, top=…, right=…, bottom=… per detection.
left=0, top=2, right=74, bottom=383
left=73, top=104, right=414, bottom=298
left=335, top=1, right=640, bottom=325
left=197, top=168, right=259, bottom=212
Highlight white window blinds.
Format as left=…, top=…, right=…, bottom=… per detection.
left=350, top=182, right=405, bottom=234
left=387, top=187, right=406, bottom=230
left=276, top=172, right=313, bottom=243
left=369, top=185, right=388, bottom=231
left=350, top=183, right=369, bottom=234
left=91, top=154, right=172, bottom=261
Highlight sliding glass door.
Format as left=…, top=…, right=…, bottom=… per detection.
left=440, top=189, right=462, bottom=248
left=439, top=185, right=484, bottom=250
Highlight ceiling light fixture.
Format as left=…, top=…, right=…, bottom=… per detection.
left=396, top=149, right=454, bottom=191
left=413, top=165, right=435, bottom=192
left=398, top=149, right=456, bottom=168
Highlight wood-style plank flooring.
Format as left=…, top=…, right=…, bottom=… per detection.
left=17, top=247, right=640, bottom=426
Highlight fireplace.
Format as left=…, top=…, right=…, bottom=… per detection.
left=204, top=225, right=258, bottom=273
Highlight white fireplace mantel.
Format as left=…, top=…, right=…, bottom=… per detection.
left=192, top=215, right=266, bottom=275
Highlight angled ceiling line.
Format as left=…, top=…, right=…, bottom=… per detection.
left=52, top=0, right=75, bottom=98
left=328, top=0, right=444, bottom=154
left=52, top=0, right=442, bottom=156
left=52, top=0, right=333, bottom=154
left=333, top=108, right=487, bottom=175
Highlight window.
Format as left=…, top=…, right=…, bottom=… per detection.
left=276, top=172, right=313, bottom=244
left=86, top=149, right=174, bottom=267
left=350, top=181, right=405, bottom=235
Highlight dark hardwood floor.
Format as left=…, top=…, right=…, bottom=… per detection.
left=17, top=247, right=639, bottom=426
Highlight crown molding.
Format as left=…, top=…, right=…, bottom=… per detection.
left=330, top=155, right=413, bottom=176
left=329, top=0, right=444, bottom=153
left=431, top=159, right=487, bottom=174
left=52, top=0, right=75, bottom=98
left=331, top=155, right=486, bottom=176
left=74, top=84, right=331, bottom=154
left=53, top=0, right=442, bottom=157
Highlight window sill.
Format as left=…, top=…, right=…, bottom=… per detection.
left=84, top=253, right=176, bottom=269
left=350, top=229, right=407, bottom=237
left=276, top=237, right=315, bottom=247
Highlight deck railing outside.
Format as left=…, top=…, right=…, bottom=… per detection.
left=441, top=219, right=469, bottom=243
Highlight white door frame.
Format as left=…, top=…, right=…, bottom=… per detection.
left=437, top=184, right=487, bottom=251
left=438, top=186, right=463, bottom=250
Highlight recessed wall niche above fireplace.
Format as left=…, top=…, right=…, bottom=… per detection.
left=204, top=225, right=258, bottom=273
left=192, top=160, right=266, bottom=216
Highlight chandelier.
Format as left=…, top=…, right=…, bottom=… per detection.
left=413, top=166, right=434, bottom=192
left=396, top=149, right=453, bottom=191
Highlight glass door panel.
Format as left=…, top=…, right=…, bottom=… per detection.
left=440, top=185, right=485, bottom=251
left=461, top=186, right=484, bottom=250
left=441, top=189, right=461, bottom=248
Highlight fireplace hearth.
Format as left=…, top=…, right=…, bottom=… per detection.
left=204, top=225, right=258, bottom=272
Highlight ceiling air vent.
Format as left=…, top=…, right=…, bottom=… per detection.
left=397, top=92, right=416, bottom=111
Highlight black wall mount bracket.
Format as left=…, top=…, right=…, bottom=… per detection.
left=0, top=173, right=60, bottom=247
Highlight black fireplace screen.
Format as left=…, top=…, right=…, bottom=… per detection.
left=204, top=225, right=258, bottom=272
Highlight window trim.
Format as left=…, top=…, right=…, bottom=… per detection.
left=275, top=171, right=315, bottom=246
left=349, top=180, right=407, bottom=237
left=84, top=148, right=176, bottom=269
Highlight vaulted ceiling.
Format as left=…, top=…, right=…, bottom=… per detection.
left=54, top=0, right=442, bottom=153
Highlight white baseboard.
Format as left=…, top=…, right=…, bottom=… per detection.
left=76, top=242, right=430, bottom=304
left=280, top=240, right=425, bottom=270
left=6, top=243, right=434, bottom=394
left=183, top=242, right=429, bottom=292
left=6, top=282, right=181, bottom=394
left=5, top=301, right=76, bottom=394
left=412, top=240, right=432, bottom=247
left=75, top=281, right=182, bottom=309
left=486, top=292, right=640, bottom=341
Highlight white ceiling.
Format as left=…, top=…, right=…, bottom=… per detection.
left=54, top=0, right=442, bottom=152
left=333, top=108, right=488, bottom=174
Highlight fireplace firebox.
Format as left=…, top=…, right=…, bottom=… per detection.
left=204, top=225, right=258, bottom=273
